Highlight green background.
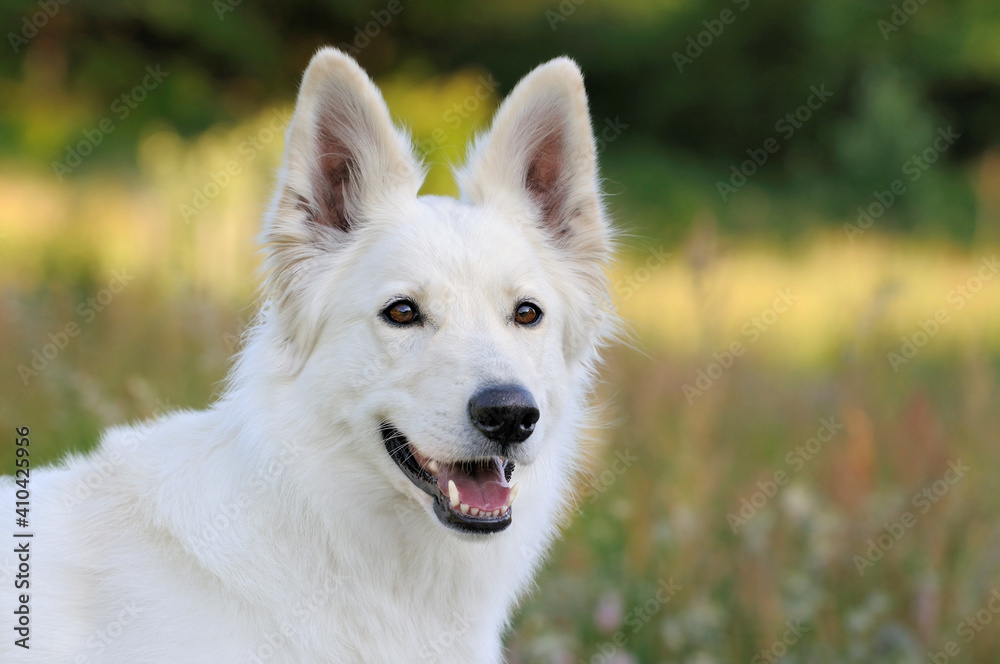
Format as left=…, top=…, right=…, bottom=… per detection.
left=1, top=1, right=1000, bottom=662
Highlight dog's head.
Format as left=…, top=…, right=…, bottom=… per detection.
left=257, top=48, right=614, bottom=536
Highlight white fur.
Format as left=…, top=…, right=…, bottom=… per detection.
left=1, top=48, right=615, bottom=663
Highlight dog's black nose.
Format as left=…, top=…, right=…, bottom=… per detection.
left=468, top=385, right=539, bottom=445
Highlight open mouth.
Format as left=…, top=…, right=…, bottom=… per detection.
left=381, top=423, right=517, bottom=534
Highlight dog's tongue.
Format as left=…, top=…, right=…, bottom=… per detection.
left=436, top=459, right=510, bottom=512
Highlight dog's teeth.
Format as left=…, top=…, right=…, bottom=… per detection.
left=500, top=505, right=509, bottom=515
left=508, top=483, right=520, bottom=506
left=448, top=480, right=459, bottom=506
left=460, top=503, right=470, bottom=515
left=492, top=509, right=500, bottom=518
left=428, top=459, right=440, bottom=473
left=470, top=507, right=480, bottom=516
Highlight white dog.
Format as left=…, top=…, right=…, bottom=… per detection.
left=2, top=48, right=616, bottom=663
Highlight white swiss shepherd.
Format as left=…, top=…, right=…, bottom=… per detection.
left=2, top=48, right=617, bottom=663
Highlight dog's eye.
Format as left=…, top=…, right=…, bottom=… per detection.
left=383, top=300, right=420, bottom=326
left=514, top=302, right=542, bottom=326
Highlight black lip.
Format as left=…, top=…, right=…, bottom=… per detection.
left=381, top=422, right=514, bottom=535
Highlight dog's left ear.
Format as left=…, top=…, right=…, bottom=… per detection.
left=260, top=48, right=423, bottom=354
left=264, top=48, right=423, bottom=271
left=457, top=57, right=608, bottom=261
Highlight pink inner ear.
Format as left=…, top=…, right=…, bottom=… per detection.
left=525, top=130, right=571, bottom=236
left=314, top=124, right=353, bottom=232
left=526, top=131, right=563, bottom=195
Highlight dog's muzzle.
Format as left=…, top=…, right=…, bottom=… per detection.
left=381, top=424, right=519, bottom=534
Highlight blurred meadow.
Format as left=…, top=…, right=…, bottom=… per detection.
left=2, top=1, right=1000, bottom=662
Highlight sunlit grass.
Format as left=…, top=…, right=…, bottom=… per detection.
left=620, top=235, right=1000, bottom=367
left=1, top=86, right=999, bottom=662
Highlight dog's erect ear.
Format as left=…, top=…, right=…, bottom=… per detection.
left=458, top=59, right=617, bottom=363
left=266, top=47, right=422, bottom=243
left=457, top=57, right=607, bottom=257
left=260, top=48, right=422, bottom=356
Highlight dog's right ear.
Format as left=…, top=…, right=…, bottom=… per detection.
left=259, top=48, right=422, bottom=355
left=264, top=47, right=422, bottom=255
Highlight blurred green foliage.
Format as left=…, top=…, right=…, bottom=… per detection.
left=2, top=0, right=999, bottom=241
left=2, top=2, right=1000, bottom=662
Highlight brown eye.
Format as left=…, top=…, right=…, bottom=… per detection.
left=383, top=300, right=420, bottom=326
left=514, top=302, right=542, bottom=326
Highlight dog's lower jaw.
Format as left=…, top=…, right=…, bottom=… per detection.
left=381, top=423, right=517, bottom=534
